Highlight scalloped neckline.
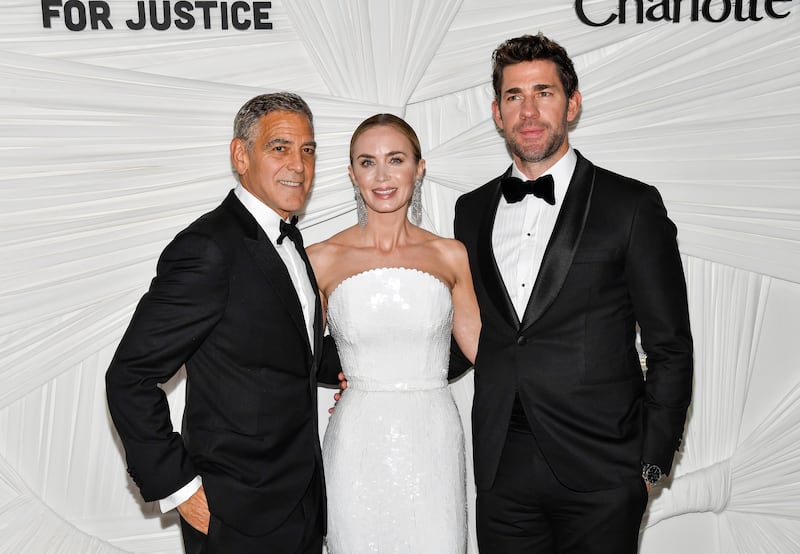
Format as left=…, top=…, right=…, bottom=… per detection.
left=328, top=267, right=450, bottom=302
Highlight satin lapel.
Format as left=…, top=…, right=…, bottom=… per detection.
left=477, top=168, right=520, bottom=329
left=244, top=237, right=311, bottom=349
left=520, top=153, right=595, bottom=330
left=297, top=241, right=323, bottom=367
left=295, top=241, right=322, bottom=434
left=223, top=191, right=314, bottom=355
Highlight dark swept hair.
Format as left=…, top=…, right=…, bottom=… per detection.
left=233, top=92, right=313, bottom=149
left=491, top=33, right=579, bottom=101
left=349, top=113, right=422, bottom=164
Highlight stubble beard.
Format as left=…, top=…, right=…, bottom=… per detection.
left=507, top=119, right=568, bottom=165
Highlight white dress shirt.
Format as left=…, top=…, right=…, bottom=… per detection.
left=492, top=147, right=578, bottom=320
left=159, top=185, right=316, bottom=513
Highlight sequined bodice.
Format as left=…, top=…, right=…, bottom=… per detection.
left=327, top=267, right=453, bottom=392
left=323, top=266, right=466, bottom=553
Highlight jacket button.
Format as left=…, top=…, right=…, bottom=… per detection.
left=516, top=335, right=527, bottom=346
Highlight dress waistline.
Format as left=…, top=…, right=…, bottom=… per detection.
left=345, top=376, right=448, bottom=392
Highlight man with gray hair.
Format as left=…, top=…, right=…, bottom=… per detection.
left=107, top=92, right=328, bottom=553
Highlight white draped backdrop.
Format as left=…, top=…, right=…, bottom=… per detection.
left=1, top=0, right=799, bottom=552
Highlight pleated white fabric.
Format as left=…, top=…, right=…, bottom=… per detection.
left=1, top=1, right=799, bottom=552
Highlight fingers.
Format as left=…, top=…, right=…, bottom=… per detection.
left=329, top=372, right=348, bottom=414
left=177, top=486, right=211, bottom=535
left=329, top=391, right=341, bottom=414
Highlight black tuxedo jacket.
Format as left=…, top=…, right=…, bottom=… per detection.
left=106, top=190, right=325, bottom=536
left=454, top=151, right=693, bottom=492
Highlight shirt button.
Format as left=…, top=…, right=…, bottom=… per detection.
left=516, top=335, right=527, bottom=346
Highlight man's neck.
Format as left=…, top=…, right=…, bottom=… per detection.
left=513, top=143, right=570, bottom=180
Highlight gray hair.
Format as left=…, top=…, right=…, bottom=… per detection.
left=233, top=92, right=314, bottom=149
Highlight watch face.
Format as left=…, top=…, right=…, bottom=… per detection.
left=643, top=464, right=662, bottom=484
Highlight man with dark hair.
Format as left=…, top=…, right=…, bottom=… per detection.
left=107, top=92, right=327, bottom=553
left=453, top=33, right=693, bottom=553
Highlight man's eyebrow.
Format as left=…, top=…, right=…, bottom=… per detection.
left=503, top=84, right=554, bottom=94
left=265, top=138, right=317, bottom=148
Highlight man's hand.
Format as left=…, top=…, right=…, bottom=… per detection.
left=177, top=486, right=210, bottom=534
left=328, top=371, right=348, bottom=414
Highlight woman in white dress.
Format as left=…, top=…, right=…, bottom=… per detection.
left=307, top=114, right=480, bottom=554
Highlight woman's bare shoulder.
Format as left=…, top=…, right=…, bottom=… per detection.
left=426, top=234, right=468, bottom=262
left=307, top=227, right=359, bottom=258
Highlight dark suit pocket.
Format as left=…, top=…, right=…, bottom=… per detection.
left=581, top=315, right=640, bottom=385
left=212, top=386, right=262, bottom=436
left=572, top=248, right=618, bottom=264
left=582, top=354, right=642, bottom=386
left=206, top=513, right=221, bottom=547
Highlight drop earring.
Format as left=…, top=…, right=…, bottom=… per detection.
left=410, top=178, right=423, bottom=225
left=354, top=185, right=368, bottom=227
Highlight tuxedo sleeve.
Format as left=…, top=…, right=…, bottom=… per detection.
left=106, top=230, right=228, bottom=502
left=317, top=334, right=342, bottom=386
left=448, top=336, right=473, bottom=381
left=626, top=185, right=693, bottom=475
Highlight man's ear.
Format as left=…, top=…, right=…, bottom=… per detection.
left=230, top=138, right=249, bottom=176
left=567, top=90, right=582, bottom=123
left=491, top=99, right=504, bottom=131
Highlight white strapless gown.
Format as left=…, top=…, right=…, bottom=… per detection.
left=323, top=267, right=467, bottom=554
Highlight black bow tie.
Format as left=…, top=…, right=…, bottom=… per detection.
left=277, top=216, right=304, bottom=248
left=500, top=174, right=556, bottom=205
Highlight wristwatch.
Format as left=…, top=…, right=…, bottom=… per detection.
left=641, top=463, right=663, bottom=486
